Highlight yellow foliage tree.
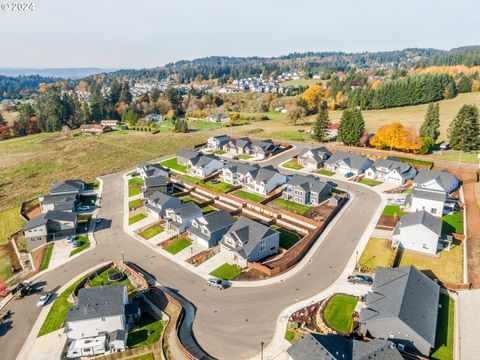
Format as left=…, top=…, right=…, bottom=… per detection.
left=303, top=84, right=323, bottom=110
left=471, top=80, right=480, bottom=92
left=370, top=122, right=423, bottom=152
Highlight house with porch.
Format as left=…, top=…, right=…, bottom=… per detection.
left=251, top=139, right=277, bottom=159
left=282, top=174, right=332, bottom=206
left=186, top=155, right=224, bottom=178
left=207, top=135, right=230, bottom=151
left=364, top=158, right=417, bottom=185
left=297, top=147, right=332, bottom=170
left=324, top=152, right=373, bottom=175
left=165, top=201, right=202, bottom=234
left=145, top=192, right=181, bottom=218
left=219, top=216, right=279, bottom=267
left=188, top=210, right=234, bottom=248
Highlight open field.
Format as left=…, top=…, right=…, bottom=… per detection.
left=280, top=79, right=321, bottom=87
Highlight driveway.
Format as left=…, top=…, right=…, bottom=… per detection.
left=0, top=144, right=382, bottom=360
left=47, top=240, right=74, bottom=268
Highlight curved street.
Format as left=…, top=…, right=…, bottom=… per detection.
left=0, top=146, right=382, bottom=360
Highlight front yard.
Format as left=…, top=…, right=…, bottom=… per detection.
left=360, top=179, right=382, bottom=186
left=209, top=263, right=242, bottom=280
left=40, top=244, right=54, bottom=271
left=69, top=235, right=90, bottom=257
left=234, top=190, right=265, bottom=202
left=129, top=187, right=142, bottom=197
left=382, top=205, right=405, bottom=217
left=237, top=154, right=254, bottom=160
left=323, top=294, right=358, bottom=334
left=442, top=211, right=463, bottom=234
left=358, top=238, right=395, bottom=271
left=88, top=268, right=136, bottom=295
left=164, top=238, right=191, bottom=255
left=282, top=160, right=303, bottom=170
left=159, top=158, right=187, bottom=173
left=431, top=294, right=454, bottom=360
left=318, top=169, right=335, bottom=176
left=129, top=199, right=142, bottom=210
left=129, top=213, right=148, bottom=225
left=127, top=313, right=164, bottom=348
left=272, top=225, right=302, bottom=250
left=139, top=225, right=164, bottom=240
left=129, top=177, right=145, bottom=187
left=270, top=198, right=310, bottom=215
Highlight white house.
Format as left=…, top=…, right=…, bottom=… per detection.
left=207, top=113, right=230, bottom=123
left=297, top=147, right=332, bottom=170
left=324, top=152, right=373, bottom=175
left=413, top=169, right=460, bottom=194
left=225, top=137, right=253, bottom=156
left=145, top=191, right=182, bottom=218
left=187, top=155, right=224, bottom=178
left=221, top=162, right=259, bottom=186
left=392, top=210, right=442, bottom=255
left=207, top=135, right=230, bottom=151
left=165, top=202, right=203, bottom=234
left=365, top=158, right=417, bottom=185
left=405, top=188, right=446, bottom=217
left=243, top=165, right=287, bottom=195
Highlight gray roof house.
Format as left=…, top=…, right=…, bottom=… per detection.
left=143, top=175, right=168, bottom=198
left=188, top=210, right=234, bottom=248
left=359, top=266, right=440, bottom=356
left=287, top=333, right=403, bottom=360
left=145, top=191, right=181, bottom=218
left=365, top=158, right=417, bottom=185
left=297, top=147, right=332, bottom=169
left=222, top=162, right=259, bottom=186
left=39, top=193, right=78, bottom=213
left=413, top=169, right=460, bottom=194
left=251, top=139, right=277, bottom=159
left=392, top=210, right=444, bottom=255
left=207, top=134, right=230, bottom=150
left=165, top=201, right=203, bottom=234
left=207, top=113, right=230, bottom=123
left=282, top=174, right=332, bottom=206
left=243, top=165, right=288, bottom=195
left=187, top=154, right=224, bottom=178
left=220, top=216, right=279, bottom=267
left=50, top=180, right=85, bottom=195
left=176, top=149, right=201, bottom=166
left=324, top=152, right=373, bottom=175
left=138, top=163, right=169, bottom=179
left=225, top=137, right=253, bottom=156
left=405, top=187, right=446, bottom=217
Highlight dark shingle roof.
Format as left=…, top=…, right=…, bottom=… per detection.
left=251, top=165, right=283, bottom=183
left=145, top=176, right=167, bottom=188
left=168, top=201, right=202, bottom=218
left=177, top=149, right=201, bottom=161
left=393, top=210, right=442, bottom=236
left=324, top=152, right=372, bottom=170
left=24, top=215, right=49, bottom=231
left=370, top=158, right=412, bottom=175
left=41, top=193, right=78, bottom=205
left=224, top=162, right=258, bottom=175
left=298, top=147, right=332, bottom=163
left=230, top=137, right=252, bottom=149
left=44, top=210, right=77, bottom=222
left=147, top=191, right=179, bottom=206
left=68, top=284, right=126, bottom=322
left=287, top=174, right=330, bottom=194
left=190, top=154, right=221, bottom=168
left=50, top=180, right=84, bottom=194
left=414, top=169, right=459, bottom=192
left=359, top=266, right=440, bottom=347
left=411, top=188, right=447, bottom=202
left=189, top=210, right=234, bottom=240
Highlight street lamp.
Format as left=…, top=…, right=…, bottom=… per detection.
left=121, top=251, right=125, bottom=263
left=261, top=341, right=264, bottom=360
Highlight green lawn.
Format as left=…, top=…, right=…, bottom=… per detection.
left=89, top=268, right=136, bottom=295
left=201, top=180, right=235, bottom=193
left=318, top=169, right=335, bottom=176
left=209, top=263, right=242, bottom=280
left=234, top=190, right=265, bottom=202
left=281, top=79, right=321, bottom=87
left=164, top=238, right=191, bottom=255
left=180, top=174, right=202, bottom=184
left=237, top=154, right=254, bottom=160
left=272, top=225, right=301, bottom=249
left=181, top=196, right=202, bottom=204
left=282, top=160, right=303, bottom=170
left=127, top=313, right=164, bottom=348
left=202, top=205, right=217, bottom=214
left=129, top=199, right=142, bottom=209
left=84, top=180, right=100, bottom=190
left=213, top=150, right=227, bottom=155
left=431, top=295, right=454, bottom=360
left=0, top=207, right=25, bottom=280
left=80, top=195, right=96, bottom=206
left=382, top=205, right=405, bottom=217
left=324, top=294, right=358, bottom=334
left=159, top=158, right=187, bottom=173
left=40, top=244, right=54, bottom=271
left=69, top=236, right=90, bottom=257
left=129, top=177, right=145, bottom=186
left=189, top=120, right=223, bottom=130
left=129, top=213, right=147, bottom=225
left=285, top=324, right=304, bottom=344
left=442, top=211, right=463, bottom=234
left=271, top=198, right=310, bottom=215
left=358, top=238, right=395, bottom=271
left=360, top=179, right=383, bottom=186
left=139, top=225, right=164, bottom=240
left=129, top=187, right=142, bottom=197
left=129, top=354, right=154, bottom=360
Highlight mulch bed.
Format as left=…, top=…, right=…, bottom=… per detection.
left=376, top=215, right=397, bottom=229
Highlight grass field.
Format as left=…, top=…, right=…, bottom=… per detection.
left=129, top=187, right=142, bottom=197
left=281, top=79, right=321, bottom=87
left=40, top=244, right=54, bottom=271
left=382, top=205, right=405, bottom=217
left=358, top=238, right=394, bottom=271
left=234, top=190, right=265, bottom=202
left=89, top=268, right=135, bottom=294
left=129, top=199, right=142, bottom=209
left=0, top=207, right=25, bottom=279
left=164, top=238, right=191, bottom=255
left=201, top=180, right=235, bottom=193
left=272, top=225, right=301, bottom=249
left=271, top=198, right=310, bottom=215
left=431, top=295, right=454, bottom=360
left=201, top=205, right=217, bottom=214
left=129, top=177, right=145, bottom=186
left=159, top=158, right=187, bottom=173
left=129, top=354, right=154, bottom=360
left=324, top=294, right=358, bottom=334
left=69, top=236, right=90, bottom=257
left=127, top=313, right=164, bottom=348
left=129, top=213, right=147, bottom=225
left=189, top=120, right=223, bottom=130
left=282, top=160, right=303, bottom=170
left=209, top=263, right=242, bottom=280
left=139, top=225, right=164, bottom=239
left=180, top=175, right=202, bottom=184
left=237, top=154, right=254, bottom=160
left=180, top=196, right=202, bottom=204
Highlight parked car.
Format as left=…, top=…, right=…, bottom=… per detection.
left=78, top=206, right=90, bottom=211
left=66, top=235, right=75, bottom=242
left=344, top=172, right=354, bottom=178
left=347, top=274, right=373, bottom=285
left=326, top=181, right=338, bottom=188
left=95, top=218, right=102, bottom=224
left=207, top=278, right=228, bottom=289
left=37, top=293, right=52, bottom=307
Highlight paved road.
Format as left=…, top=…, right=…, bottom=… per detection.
left=0, top=145, right=381, bottom=360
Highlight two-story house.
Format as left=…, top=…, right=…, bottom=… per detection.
left=243, top=165, right=287, bottom=195
left=405, top=187, right=446, bottom=216
left=165, top=202, right=203, bottom=234
left=251, top=139, right=277, bottom=159
left=221, top=162, right=259, bottom=186
left=176, top=149, right=201, bottom=166
left=297, top=147, right=332, bottom=170
left=324, top=152, right=373, bottom=175
left=188, top=210, right=234, bottom=248
left=364, top=158, right=417, bottom=185
left=413, top=169, right=460, bottom=194
left=39, top=193, right=79, bottom=213
left=187, top=155, right=224, bottom=178
left=138, top=163, right=169, bottom=179
left=142, top=176, right=168, bottom=198
left=145, top=191, right=181, bottom=218
left=282, top=174, right=332, bottom=206
left=49, top=179, right=85, bottom=196
left=225, top=137, right=253, bottom=156
left=220, top=216, right=280, bottom=267
left=207, top=135, right=230, bottom=151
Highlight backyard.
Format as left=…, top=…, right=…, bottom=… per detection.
left=180, top=196, right=202, bottom=204
left=164, top=238, right=191, bottom=255
left=210, top=263, right=242, bottom=280
left=127, top=313, right=164, bottom=348
left=358, top=238, right=395, bottom=271
left=272, top=225, right=302, bottom=250
left=180, top=174, right=202, bottom=184
left=431, top=295, right=454, bottom=360
left=88, top=268, right=136, bottom=295
left=282, top=160, right=303, bottom=170
left=139, top=225, right=164, bottom=240
left=323, top=294, right=358, bottom=334
left=442, top=211, right=464, bottom=234
left=159, top=158, right=187, bottom=173
left=0, top=207, right=25, bottom=280
left=382, top=205, right=405, bottom=217
left=201, top=180, right=235, bottom=193
left=202, top=205, right=217, bottom=214
left=270, top=198, right=310, bottom=215
left=80, top=195, right=97, bottom=206
left=234, top=190, right=265, bottom=202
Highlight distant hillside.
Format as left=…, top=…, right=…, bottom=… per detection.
left=0, top=67, right=115, bottom=79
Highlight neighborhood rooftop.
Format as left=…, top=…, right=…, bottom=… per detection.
left=393, top=210, right=443, bottom=236
left=287, top=174, right=330, bottom=193
left=324, top=151, right=370, bottom=170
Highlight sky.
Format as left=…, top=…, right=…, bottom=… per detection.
left=0, top=0, right=478, bottom=69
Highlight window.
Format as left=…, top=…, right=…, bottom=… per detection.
left=101, top=317, right=106, bottom=322
left=431, top=208, right=437, bottom=214
left=259, top=240, right=266, bottom=252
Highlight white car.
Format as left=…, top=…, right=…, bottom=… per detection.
left=66, top=235, right=75, bottom=242
left=207, top=278, right=228, bottom=289
left=78, top=206, right=90, bottom=211
left=37, top=293, right=52, bottom=307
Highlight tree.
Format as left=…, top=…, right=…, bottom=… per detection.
left=109, top=79, right=122, bottom=105
left=419, top=103, right=440, bottom=140
left=121, top=108, right=138, bottom=127
left=150, top=88, right=160, bottom=103
left=165, top=87, right=182, bottom=108
left=457, top=75, right=471, bottom=93
left=311, top=108, right=330, bottom=142
left=370, top=122, right=423, bottom=152
left=286, top=106, right=306, bottom=125
left=119, top=82, right=132, bottom=103
left=89, top=83, right=105, bottom=121
left=302, top=84, right=323, bottom=111
left=337, top=109, right=365, bottom=146
left=448, top=104, right=480, bottom=151
left=0, top=111, right=10, bottom=140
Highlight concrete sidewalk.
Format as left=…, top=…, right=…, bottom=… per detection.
left=458, top=289, right=480, bottom=360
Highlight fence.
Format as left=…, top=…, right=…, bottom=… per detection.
left=92, top=342, right=162, bottom=360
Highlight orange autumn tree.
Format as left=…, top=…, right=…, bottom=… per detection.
left=303, top=84, right=323, bottom=111
left=370, top=122, right=423, bottom=152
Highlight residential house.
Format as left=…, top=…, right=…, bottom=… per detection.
left=66, top=284, right=138, bottom=358
left=187, top=154, right=224, bottom=178
left=297, top=147, right=332, bottom=170
left=251, top=139, right=278, bottom=159
left=23, top=210, right=78, bottom=251
left=243, top=165, right=287, bottom=195
left=49, top=180, right=85, bottom=196
left=282, top=174, right=332, bottom=206
left=142, top=176, right=168, bottom=198
left=359, top=266, right=440, bottom=356
left=324, top=152, right=373, bottom=175
left=39, top=193, right=78, bottom=213
left=138, top=163, right=169, bottom=179
left=165, top=202, right=202, bottom=234
left=365, top=158, right=417, bottom=185
left=79, top=124, right=111, bottom=134
left=207, top=113, right=230, bottom=123
left=221, top=162, right=259, bottom=186
left=188, top=210, right=234, bottom=248
left=405, top=188, right=446, bottom=217
left=225, top=137, right=253, bottom=156
left=145, top=191, right=181, bottom=218
left=207, top=135, right=230, bottom=151
left=287, top=333, right=403, bottom=360
left=219, top=216, right=279, bottom=267
left=176, top=149, right=201, bottom=166
left=413, top=169, right=460, bottom=194
left=392, top=210, right=446, bottom=255
left=145, top=114, right=164, bottom=123
left=100, top=120, right=118, bottom=127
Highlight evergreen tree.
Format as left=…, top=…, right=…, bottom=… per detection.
left=311, top=108, right=330, bottom=142
left=419, top=103, right=440, bottom=140
left=89, top=83, right=105, bottom=121
left=109, top=79, right=122, bottom=105
left=448, top=104, right=480, bottom=151
left=150, top=88, right=160, bottom=104
left=457, top=75, right=471, bottom=93
left=119, top=82, right=132, bottom=103
left=338, top=108, right=365, bottom=146
left=0, top=111, right=5, bottom=125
